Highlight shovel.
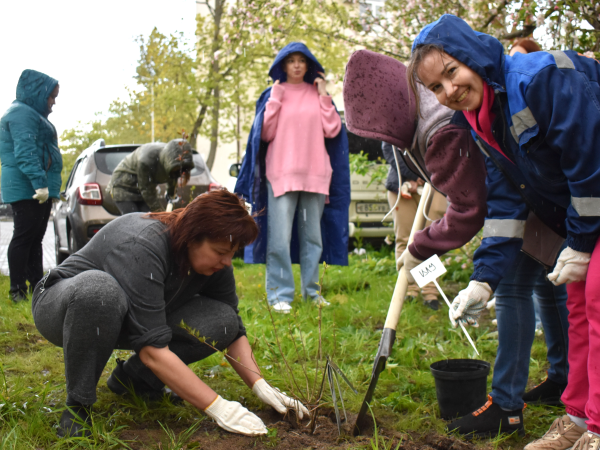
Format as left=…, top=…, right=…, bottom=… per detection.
left=353, top=183, right=433, bottom=435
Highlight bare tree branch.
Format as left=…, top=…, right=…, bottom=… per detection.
left=479, top=0, right=510, bottom=30
left=500, top=25, right=536, bottom=40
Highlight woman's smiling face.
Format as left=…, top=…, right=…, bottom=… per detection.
left=417, top=51, right=484, bottom=112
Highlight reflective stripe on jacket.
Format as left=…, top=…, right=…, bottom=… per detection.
left=414, top=14, right=600, bottom=289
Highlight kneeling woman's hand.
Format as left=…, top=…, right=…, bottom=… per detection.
left=252, top=378, right=310, bottom=419
left=204, top=395, right=267, bottom=435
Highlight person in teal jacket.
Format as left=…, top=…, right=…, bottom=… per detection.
left=0, top=69, right=62, bottom=302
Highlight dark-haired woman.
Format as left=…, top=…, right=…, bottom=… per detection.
left=32, top=189, right=308, bottom=438
left=409, top=14, right=600, bottom=449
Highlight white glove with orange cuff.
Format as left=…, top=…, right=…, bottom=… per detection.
left=449, top=280, right=492, bottom=328
left=252, top=378, right=309, bottom=419
left=204, top=395, right=267, bottom=436
left=548, top=246, right=591, bottom=286
left=32, top=187, right=49, bottom=204
left=396, top=249, right=423, bottom=282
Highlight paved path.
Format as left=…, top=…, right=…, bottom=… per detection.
left=0, top=220, right=56, bottom=276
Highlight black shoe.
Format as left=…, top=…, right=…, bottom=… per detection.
left=523, top=377, right=567, bottom=406
left=9, top=289, right=27, bottom=303
left=57, top=404, right=92, bottom=438
left=424, top=300, right=440, bottom=311
left=447, top=395, right=525, bottom=439
left=107, top=359, right=182, bottom=404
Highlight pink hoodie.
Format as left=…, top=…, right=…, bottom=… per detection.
left=261, top=82, right=342, bottom=198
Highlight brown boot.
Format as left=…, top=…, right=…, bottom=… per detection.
left=524, top=415, right=587, bottom=450
left=407, top=284, right=420, bottom=299
left=421, top=284, right=439, bottom=310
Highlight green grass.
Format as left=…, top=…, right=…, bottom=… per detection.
left=0, top=243, right=561, bottom=448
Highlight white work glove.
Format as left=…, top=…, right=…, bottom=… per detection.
left=449, top=280, right=492, bottom=328
left=252, top=378, right=309, bottom=419
left=204, top=395, right=267, bottom=436
left=396, top=249, right=423, bottom=282
left=32, top=187, right=49, bottom=204
left=548, top=246, right=591, bottom=286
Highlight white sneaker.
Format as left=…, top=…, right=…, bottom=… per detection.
left=313, top=296, right=330, bottom=306
left=272, top=302, right=292, bottom=314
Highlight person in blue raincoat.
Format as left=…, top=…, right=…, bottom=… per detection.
left=0, top=70, right=62, bottom=302
left=235, top=42, right=350, bottom=314
left=409, top=15, right=600, bottom=449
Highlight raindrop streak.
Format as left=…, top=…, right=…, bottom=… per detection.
left=151, top=273, right=153, bottom=280
left=97, top=328, right=99, bottom=335
left=225, top=327, right=227, bottom=334
left=303, top=209, right=306, bottom=221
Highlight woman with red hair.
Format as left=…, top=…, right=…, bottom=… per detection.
left=32, top=189, right=308, bottom=438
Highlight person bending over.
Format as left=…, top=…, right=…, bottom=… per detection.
left=108, top=139, right=194, bottom=214
left=32, top=189, right=308, bottom=438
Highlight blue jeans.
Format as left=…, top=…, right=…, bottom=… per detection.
left=490, top=251, right=569, bottom=410
left=266, top=182, right=325, bottom=305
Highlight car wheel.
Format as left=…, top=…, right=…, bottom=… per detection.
left=55, top=232, right=68, bottom=265
left=68, top=230, right=79, bottom=254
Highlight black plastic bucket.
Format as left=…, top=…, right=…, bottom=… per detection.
left=430, top=359, right=491, bottom=419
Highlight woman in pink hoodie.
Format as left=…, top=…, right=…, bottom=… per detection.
left=259, top=43, right=343, bottom=313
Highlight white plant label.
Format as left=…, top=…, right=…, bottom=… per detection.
left=409, top=254, right=479, bottom=355
left=410, top=254, right=447, bottom=288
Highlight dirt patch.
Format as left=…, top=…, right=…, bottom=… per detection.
left=120, top=408, right=477, bottom=450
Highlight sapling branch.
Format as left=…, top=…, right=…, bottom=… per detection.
left=179, top=321, right=261, bottom=379
left=263, top=296, right=306, bottom=401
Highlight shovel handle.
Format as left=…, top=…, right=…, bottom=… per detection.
left=383, top=183, right=433, bottom=330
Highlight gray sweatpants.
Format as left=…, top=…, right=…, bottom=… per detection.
left=32, top=270, right=240, bottom=404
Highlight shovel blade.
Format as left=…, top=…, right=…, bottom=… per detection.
left=353, top=327, right=396, bottom=435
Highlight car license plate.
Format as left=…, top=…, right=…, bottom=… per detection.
left=356, top=203, right=388, bottom=213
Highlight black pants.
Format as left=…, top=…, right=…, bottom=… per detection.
left=115, top=201, right=150, bottom=215
left=8, top=200, right=52, bottom=294
left=32, top=270, right=240, bottom=404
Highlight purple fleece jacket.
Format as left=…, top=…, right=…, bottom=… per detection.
left=408, top=122, right=487, bottom=260
left=343, top=49, right=487, bottom=261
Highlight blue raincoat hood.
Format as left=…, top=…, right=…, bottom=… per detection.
left=412, top=14, right=506, bottom=90
left=15, top=69, right=58, bottom=118
left=268, top=42, right=325, bottom=84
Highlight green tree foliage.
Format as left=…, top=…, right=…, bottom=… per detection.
left=322, top=0, right=598, bottom=59
left=60, top=28, right=197, bottom=178
left=193, top=0, right=352, bottom=168
left=60, top=1, right=353, bottom=174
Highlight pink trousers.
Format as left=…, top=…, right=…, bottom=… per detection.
left=561, top=238, right=600, bottom=434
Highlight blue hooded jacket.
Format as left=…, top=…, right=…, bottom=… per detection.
left=413, top=15, right=600, bottom=289
left=234, top=42, right=350, bottom=265
left=0, top=69, right=63, bottom=203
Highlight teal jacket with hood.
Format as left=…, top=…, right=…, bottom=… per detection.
left=413, top=15, right=600, bottom=289
left=0, top=69, right=62, bottom=203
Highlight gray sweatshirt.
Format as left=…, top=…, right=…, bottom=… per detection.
left=35, top=214, right=245, bottom=352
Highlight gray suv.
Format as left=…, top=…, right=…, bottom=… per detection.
left=54, top=139, right=220, bottom=264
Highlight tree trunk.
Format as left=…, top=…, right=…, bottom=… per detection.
left=205, top=0, right=224, bottom=171
left=190, top=93, right=211, bottom=143
left=206, top=84, right=220, bottom=170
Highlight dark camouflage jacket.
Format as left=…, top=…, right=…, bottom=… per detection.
left=108, top=139, right=194, bottom=211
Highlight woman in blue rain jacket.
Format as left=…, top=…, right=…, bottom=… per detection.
left=409, top=14, right=600, bottom=447
left=0, top=69, right=62, bottom=301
